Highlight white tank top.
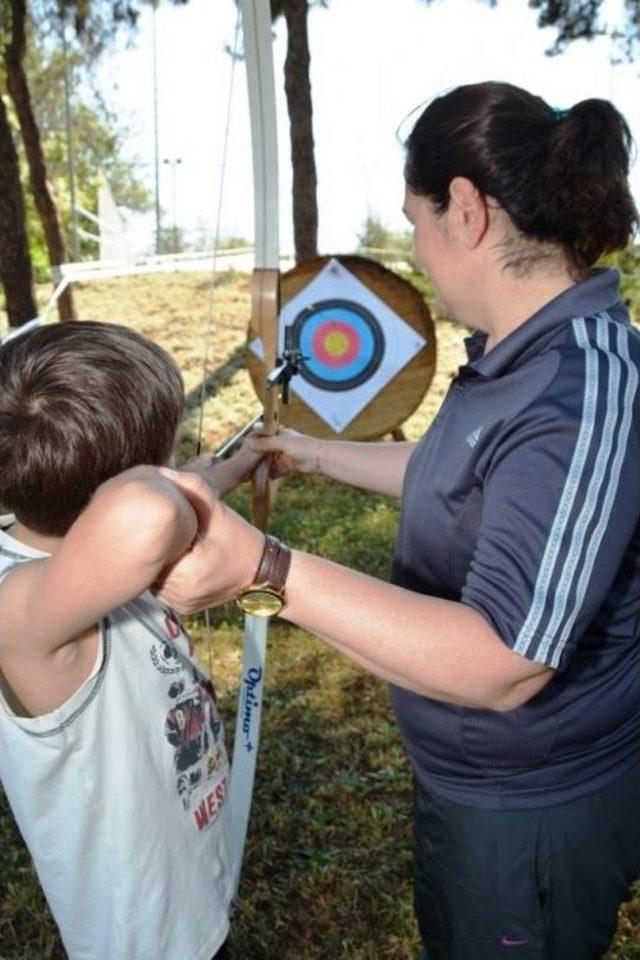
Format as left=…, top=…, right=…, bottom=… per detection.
left=0, top=525, right=232, bottom=960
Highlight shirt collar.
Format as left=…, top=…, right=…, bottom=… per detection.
left=462, top=268, right=624, bottom=379
left=0, top=522, right=49, bottom=558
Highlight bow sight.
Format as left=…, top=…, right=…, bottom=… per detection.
left=215, top=326, right=305, bottom=460
left=264, top=325, right=305, bottom=404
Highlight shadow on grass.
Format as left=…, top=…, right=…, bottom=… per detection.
left=183, top=344, right=247, bottom=415
left=195, top=270, right=251, bottom=294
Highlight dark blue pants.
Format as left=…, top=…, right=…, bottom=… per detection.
left=414, top=767, right=640, bottom=960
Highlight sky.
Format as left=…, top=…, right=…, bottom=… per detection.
left=94, top=0, right=640, bottom=258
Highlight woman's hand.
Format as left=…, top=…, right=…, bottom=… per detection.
left=247, top=430, right=416, bottom=497
left=244, top=428, right=324, bottom=479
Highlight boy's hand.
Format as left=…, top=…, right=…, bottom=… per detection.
left=154, top=469, right=264, bottom=614
left=181, top=433, right=266, bottom=498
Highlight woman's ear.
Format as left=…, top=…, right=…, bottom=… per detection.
left=448, top=177, right=489, bottom=248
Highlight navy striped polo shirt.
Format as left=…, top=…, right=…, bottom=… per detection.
left=390, top=269, right=640, bottom=809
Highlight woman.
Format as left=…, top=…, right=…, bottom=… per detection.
left=158, top=83, right=640, bottom=959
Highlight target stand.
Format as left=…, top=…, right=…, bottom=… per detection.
left=247, top=255, right=436, bottom=440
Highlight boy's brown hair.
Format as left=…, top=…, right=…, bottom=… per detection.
left=0, top=321, right=184, bottom=536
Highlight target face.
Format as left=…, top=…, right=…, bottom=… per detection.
left=292, top=299, right=385, bottom=392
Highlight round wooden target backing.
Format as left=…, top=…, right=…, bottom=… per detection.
left=246, top=255, right=436, bottom=440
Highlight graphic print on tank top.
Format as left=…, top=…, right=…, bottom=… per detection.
left=149, top=608, right=228, bottom=823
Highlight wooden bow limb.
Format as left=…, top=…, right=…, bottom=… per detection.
left=250, top=267, right=281, bottom=532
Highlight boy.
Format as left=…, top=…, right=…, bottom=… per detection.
left=0, top=320, right=256, bottom=959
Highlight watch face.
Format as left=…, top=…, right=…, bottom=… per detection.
left=236, top=587, right=284, bottom=618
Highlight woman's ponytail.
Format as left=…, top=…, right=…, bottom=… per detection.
left=536, top=100, right=638, bottom=266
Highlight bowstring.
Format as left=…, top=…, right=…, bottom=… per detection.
left=196, top=7, right=243, bottom=678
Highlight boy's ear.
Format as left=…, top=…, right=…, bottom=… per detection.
left=448, top=177, right=489, bottom=248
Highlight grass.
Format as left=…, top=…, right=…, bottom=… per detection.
left=0, top=271, right=639, bottom=958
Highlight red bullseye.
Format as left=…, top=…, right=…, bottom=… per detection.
left=312, top=320, right=360, bottom=368
left=292, top=297, right=386, bottom=392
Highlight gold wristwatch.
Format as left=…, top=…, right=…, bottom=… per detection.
left=236, top=534, right=292, bottom=617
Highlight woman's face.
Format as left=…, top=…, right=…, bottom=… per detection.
left=403, top=186, right=460, bottom=315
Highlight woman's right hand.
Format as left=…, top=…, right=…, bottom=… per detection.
left=244, top=428, right=324, bottom=479
left=245, top=429, right=415, bottom=497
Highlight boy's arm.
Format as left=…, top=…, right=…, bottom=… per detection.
left=180, top=436, right=264, bottom=498
left=0, top=467, right=197, bottom=663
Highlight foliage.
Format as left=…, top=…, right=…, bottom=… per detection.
left=357, top=214, right=412, bottom=264
left=529, top=0, right=640, bottom=57
left=600, top=246, right=640, bottom=323
left=25, top=43, right=150, bottom=213
left=356, top=214, right=445, bottom=319
left=0, top=272, right=638, bottom=957
left=37, top=0, right=189, bottom=58
left=268, top=0, right=330, bottom=25
left=218, top=234, right=250, bottom=250
left=4, top=27, right=151, bottom=276
left=156, top=222, right=187, bottom=254
left=1, top=2, right=193, bottom=278
left=0, top=0, right=153, bottom=273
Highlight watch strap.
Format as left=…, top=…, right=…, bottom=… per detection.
left=253, top=534, right=291, bottom=592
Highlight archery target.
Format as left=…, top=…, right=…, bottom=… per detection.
left=292, top=299, right=384, bottom=392
left=249, top=257, right=429, bottom=434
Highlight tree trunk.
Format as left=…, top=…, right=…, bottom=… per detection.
left=282, top=0, right=318, bottom=262
left=5, top=0, right=77, bottom=321
left=0, top=93, right=38, bottom=328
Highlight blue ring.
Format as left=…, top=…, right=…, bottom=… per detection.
left=292, top=299, right=385, bottom=392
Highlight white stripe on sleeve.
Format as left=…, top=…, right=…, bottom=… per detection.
left=547, top=316, right=639, bottom=667
left=513, top=316, right=598, bottom=658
